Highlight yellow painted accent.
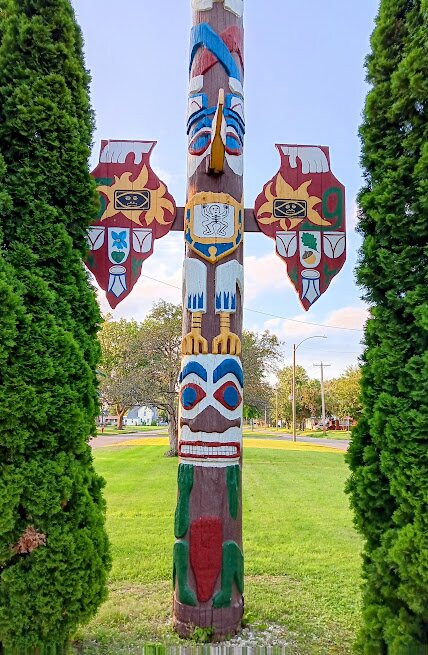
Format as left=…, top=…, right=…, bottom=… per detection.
left=243, top=438, right=344, bottom=454
left=212, top=312, right=242, bottom=356
left=182, top=312, right=209, bottom=355
left=97, top=165, right=174, bottom=226
left=209, top=89, right=226, bottom=175
left=257, top=175, right=329, bottom=231
left=105, top=436, right=343, bottom=454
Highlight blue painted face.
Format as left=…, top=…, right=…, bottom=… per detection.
left=187, top=93, right=245, bottom=177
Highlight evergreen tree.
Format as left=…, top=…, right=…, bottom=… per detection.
left=0, top=1, right=110, bottom=652
left=346, top=1, right=427, bottom=652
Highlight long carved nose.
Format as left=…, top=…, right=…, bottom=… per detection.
left=209, top=88, right=226, bottom=176
left=181, top=405, right=240, bottom=434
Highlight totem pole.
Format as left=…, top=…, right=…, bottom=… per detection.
left=173, top=0, right=245, bottom=638
left=85, top=0, right=346, bottom=640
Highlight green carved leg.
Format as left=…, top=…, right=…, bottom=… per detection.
left=227, top=465, right=240, bottom=520
left=173, top=541, right=196, bottom=606
left=212, top=541, right=244, bottom=609
left=174, top=464, right=194, bottom=538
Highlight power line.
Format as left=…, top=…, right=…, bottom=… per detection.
left=244, top=307, right=364, bottom=332
left=141, top=274, right=366, bottom=333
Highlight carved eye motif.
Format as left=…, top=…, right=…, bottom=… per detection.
left=189, top=131, right=212, bottom=156
left=214, top=382, right=242, bottom=411
left=181, top=384, right=206, bottom=410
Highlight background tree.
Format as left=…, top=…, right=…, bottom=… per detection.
left=98, top=317, right=142, bottom=430
left=0, top=2, right=110, bottom=652
left=325, top=366, right=362, bottom=420
left=346, top=1, right=428, bottom=652
left=136, top=301, right=182, bottom=456
left=276, top=365, right=321, bottom=429
left=241, top=329, right=281, bottom=420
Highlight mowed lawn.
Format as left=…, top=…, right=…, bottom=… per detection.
left=72, top=444, right=363, bottom=654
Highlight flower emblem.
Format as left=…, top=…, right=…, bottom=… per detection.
left=111, top=231, right=127, bottom=250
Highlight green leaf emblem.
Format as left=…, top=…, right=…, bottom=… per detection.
left=111, top=251, right=125, bottom=263
left=301, top=233, right=318, bottom=252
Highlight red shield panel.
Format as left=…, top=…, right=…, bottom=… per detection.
left=254, top=145, right=346, bottom=310
left=190, top=517, right=223, bottom=602
left=86, top=140, right=176, bottom=308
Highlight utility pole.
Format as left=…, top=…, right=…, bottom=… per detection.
left=292, top=344, right=296, bottom=441
left=314, top=362, right=331, bottom=433
left=276, top=387, right=279, bottom=431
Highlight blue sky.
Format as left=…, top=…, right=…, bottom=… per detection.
left=71, top=0, right=379, bottom=379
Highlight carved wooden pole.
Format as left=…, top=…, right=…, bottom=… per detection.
left=173, top=0, right=245, bottom=638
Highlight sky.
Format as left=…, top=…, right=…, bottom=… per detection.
left=71, top=0, right=380, bottom=380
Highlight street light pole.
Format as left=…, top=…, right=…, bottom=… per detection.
left=292, top=336, right=327, bottom=442
left=314, top=362, right=331, bottom=433
left=292, top=344, right=296, bottom=441
left=276, top=386, right=279, bottom=431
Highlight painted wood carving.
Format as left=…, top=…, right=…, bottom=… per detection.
left=86, top=140, right=176, bottom=308
left=254, top=145, right=346, bottom=309
left=173, top=0, right=245, bottom=639
left=84, top=0, right=347, bottom=641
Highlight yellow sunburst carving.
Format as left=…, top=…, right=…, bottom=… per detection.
left=97, top=165, right=174, bottom=226
left=257, top=174, right=330, bottom=230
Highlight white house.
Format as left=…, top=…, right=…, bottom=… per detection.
left=124, top=406, right=159, bottom=427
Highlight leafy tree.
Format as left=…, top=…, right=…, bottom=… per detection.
left=276, top=365, right=320, bottom=429
left=136, top=301, right=182, bottom=455
left=241, top=329, right=281, bottom=419
left=99, top=303, right=183, bottom=453
left=98, top=317, right=142, bottom=430
left=325, top=366, right=362, bottom=420
left=0, top=2, right=110, bottom=652
left=346, top=1, right=428, bottom=652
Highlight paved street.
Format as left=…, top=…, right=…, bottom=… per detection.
left=90, top=430, right=349, bottom=452
left=90, top=430, right=168, bottom=449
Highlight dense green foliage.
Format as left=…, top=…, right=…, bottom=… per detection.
left=0, top=1, right=110, bottom=652
left=347, top=1, right=428, bottom=652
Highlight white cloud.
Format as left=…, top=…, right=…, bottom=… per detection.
left=244, top=252, right=292, bottom=302
left=260, top=305, right=369, bottom=341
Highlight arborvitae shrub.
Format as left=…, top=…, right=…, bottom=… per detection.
left=346, top=1, right=428, bottom=653
left=0, top=2, right=110, bottom=653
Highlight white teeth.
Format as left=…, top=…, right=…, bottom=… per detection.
left=180, top=443, right=239, bottom=458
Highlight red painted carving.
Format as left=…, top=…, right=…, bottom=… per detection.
left=255, top=145, right=346, bottom=310
left=86, top=140, right=176, bottom=309
left=190, top=517, right=223, bottom=602
left=194, top=26, right=244, bottom=77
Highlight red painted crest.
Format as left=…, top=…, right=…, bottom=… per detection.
left=254, top=145, right=346, bottom=310
left=190, top=517, right=222, bottom=602
left=86, top=140, right=176, bottom=308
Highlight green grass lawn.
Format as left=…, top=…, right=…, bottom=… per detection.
left=72, top=445, right=362, bottom=654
